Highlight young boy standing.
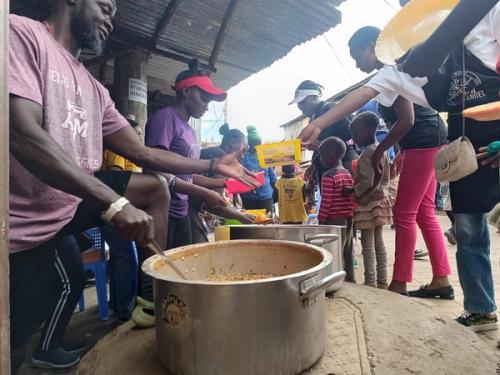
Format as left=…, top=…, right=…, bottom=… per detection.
left=274, top=165, right=307, bottom=224
left=318, top=137, right=356, bottom=282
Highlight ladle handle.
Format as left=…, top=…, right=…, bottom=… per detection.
left=146, top=241, right=187, bottom=280
left=146, top=240, right=168, bottom=259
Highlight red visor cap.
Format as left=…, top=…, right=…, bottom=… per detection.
left=174, top=76, right=227, bottom=102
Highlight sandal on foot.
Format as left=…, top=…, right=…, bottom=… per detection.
left=132, top=297, right=155, bottom=328
left=408, top=284, right=455, bottom=300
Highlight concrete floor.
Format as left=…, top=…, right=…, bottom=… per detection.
left=75, top=283, right=499, bottom=375
left=382, top=214, right=500, bottom=352
left=17, top=214, right=500, bottom=374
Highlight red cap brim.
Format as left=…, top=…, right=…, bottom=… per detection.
left=196, top=83, right=227, bottom=102
left=175, top=76, right=227, bottom=102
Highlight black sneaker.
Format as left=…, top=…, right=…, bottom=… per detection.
left=31, top=347, right=81, bottom=369
left=62, top=341, right=87, bottom=355
left=455, top=311, right=498, bottom=332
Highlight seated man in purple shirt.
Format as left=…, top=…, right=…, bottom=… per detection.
left=8, top=0, right=257, bottom=370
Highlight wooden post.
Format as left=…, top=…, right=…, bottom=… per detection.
left=112, top=49, right=149, bottom=133
left=0, top=0, right=10, bottom=373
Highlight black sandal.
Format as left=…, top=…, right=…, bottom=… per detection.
left=408, top=284, right=455, bottom=300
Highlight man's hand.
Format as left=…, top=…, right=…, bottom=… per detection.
left=203, top=190, right=229, bottom=209
left=299, top=123, right=322, bottom=148
left=111, top=204, right=154, bottom=246
left=240, top=213, right=256, bottom=224
left=214, top=152, right=259, bottom=187
left=477, top=146, right=499, bottom=168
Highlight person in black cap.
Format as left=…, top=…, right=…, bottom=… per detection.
left=289, top=80, right=358, bottom=194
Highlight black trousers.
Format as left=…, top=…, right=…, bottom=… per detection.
left=38, top=236, right=85, bottom=352
left=189, top=205, right=209, bottom=245
left=10, top=236, right=85, bottom=370
left=326, top=217, right=356, bottom=283
left=167, top=215, right=193, bottom=249
left=9, top=171, right=132, bottom=371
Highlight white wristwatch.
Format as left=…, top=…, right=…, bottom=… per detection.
left=101, top=197, right=130, bottom=224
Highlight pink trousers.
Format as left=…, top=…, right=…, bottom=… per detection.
left=393, top=147, right=451, bottom=282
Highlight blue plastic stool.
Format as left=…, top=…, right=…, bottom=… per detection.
left=78, top=227, right=109, bottom=321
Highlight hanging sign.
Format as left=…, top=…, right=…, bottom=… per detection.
left=129, top=78, right=147, bottom=105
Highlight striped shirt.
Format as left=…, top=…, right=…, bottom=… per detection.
left=318, top=168, right=354, bottom=223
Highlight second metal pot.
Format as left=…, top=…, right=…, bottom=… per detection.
left=226, top=224, right=345, bottom=292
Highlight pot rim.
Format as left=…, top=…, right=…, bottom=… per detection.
left=142, top=239, right=333, bottom=285
left=227, top=224, right=345, bottom=229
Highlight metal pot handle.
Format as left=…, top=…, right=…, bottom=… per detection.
left=299, top=271, right=346, bottom=305
left=304, top=233, right=339, bottom=247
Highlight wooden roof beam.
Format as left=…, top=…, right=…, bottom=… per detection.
left=83, top=49, right=134, bottom=67
left=110, top=28, right=255, bottom=74
left=111, top=29, right=218, bottom=72
left=151, top=0, right=183, bottom=48
left=208, top=0, right=240, bottom=70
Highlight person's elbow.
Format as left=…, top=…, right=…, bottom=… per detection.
left=360, top=85, right=379, bottom=99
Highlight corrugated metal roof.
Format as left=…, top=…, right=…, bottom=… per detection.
left=12, top=0, right=346, bottom=96
left=115, top=0, right=345, bottom=96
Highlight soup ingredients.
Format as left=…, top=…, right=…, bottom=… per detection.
left=207, top=273, right=278, bottom=282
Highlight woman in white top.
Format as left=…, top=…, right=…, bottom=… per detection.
left=300, top=1, right=500, bottom=332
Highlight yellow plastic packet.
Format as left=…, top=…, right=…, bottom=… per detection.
left=255, top=139, right=301, bottom=168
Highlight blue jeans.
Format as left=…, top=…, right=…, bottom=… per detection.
left=455, top=213, right=496, bottom=314
left=100, top=226, right=139, bottom=319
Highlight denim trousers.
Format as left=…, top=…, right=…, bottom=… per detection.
left=455, top=213, right=496, bottom=314
left=100, top=226, right=139, bottom=319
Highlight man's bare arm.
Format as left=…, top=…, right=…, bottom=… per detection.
left=104, top=126, right=259, bottom=187
left=10, top=96, right=120, bottom=209
left=401, top=0, right=499, bottom=77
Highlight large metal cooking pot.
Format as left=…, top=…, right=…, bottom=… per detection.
left=142, top=240, right=346, bottom=375
left=226, top=225, right=345, bottom=292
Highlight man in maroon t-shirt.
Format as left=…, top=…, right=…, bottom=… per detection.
left=9, top=0, right=257, bottom=370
